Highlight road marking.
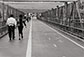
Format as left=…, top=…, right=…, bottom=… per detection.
left=49, top=37, right=51, bottom=40
left=53, top=44, right=57, bottom=47
left=39, top=21, right=84, bottom=49
left=58, top=40, right=63, bottom=43
left=56, top=38, right=59, bottom=40
left=26, top=19, right=32, bottom=57
left=63, top=56, right=66, bottom=57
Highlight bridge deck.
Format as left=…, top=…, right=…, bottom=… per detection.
left=0, top=19, right=84, bottom=57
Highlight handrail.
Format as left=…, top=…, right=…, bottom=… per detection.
left=0, top=25, right=7, bottom=29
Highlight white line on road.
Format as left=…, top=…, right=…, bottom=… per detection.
left=53, top=44, right=57, bottom=47
left=39, top=21, right=84, bottom=49
left=49, top=37, right=51, bottom=40
left=26, top=19, right=32, bottom=57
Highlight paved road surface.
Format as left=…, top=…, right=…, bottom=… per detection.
left=0, top=18, right=84, bottom=57
left=32, top=19, right=84, bottom=57
left=0, top=22, right=30, bottom=57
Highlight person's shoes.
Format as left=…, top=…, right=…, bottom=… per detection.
left=9, top=38, right=11, bottom=41
left=21, top=36, right=23, bottom=39
left=19, top=38, right=21, bottom=40
left=13, top=37, right=15, bottom=40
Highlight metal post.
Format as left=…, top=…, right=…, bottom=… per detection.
left=57, top=6, right=59, bottom=23
left=75, top=1, right=83, bottom=28
left=2, top=0, right=4, bottom=26
left=65, top=2, right=68, bottom=25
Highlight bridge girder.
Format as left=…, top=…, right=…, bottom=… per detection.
left=2, top=0, right=77, bottom=3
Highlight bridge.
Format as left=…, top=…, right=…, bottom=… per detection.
left=0, top=0, right=84, bottom=57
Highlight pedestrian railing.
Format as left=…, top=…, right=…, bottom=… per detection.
left=0, top=25, right=8, bottom=38
left=39, top=17, right=84, bottom=40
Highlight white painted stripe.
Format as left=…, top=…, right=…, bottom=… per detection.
left=53, top=44, right=57, bottom=47
left=49, top=37, right=51, bottom=40
left=39, top=20, right=84, bottom=49
left=26, top=19, right=32, bottom=57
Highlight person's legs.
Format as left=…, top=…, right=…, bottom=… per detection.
left=18, top=27, right=21, bottom=40
left=21, top=32, right=23, bottom=39
left=19, top=26, right=23, bottom=40
left=8, top=26, right=11, bottom=40
left=21, top=27, right=23, bottom=39
left=12, top=26, right=15, bottom=40
left=18, top=26, right=24, bottom=40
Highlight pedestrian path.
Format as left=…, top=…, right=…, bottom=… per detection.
left=32, top=19, right=84, bottom=57
left=0, top=22, right=30, bottom=57
left=0, top=19, right=84, bottom=57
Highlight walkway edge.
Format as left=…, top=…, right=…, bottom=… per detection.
left=26, top=20, right=32, bottom=57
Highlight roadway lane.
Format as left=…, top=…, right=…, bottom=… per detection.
left=32, top=19, right=84, bottom=57
left=0, top=22, right=30, bottom=57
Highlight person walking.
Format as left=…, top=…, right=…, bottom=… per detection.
left=17, top=14, right=26, bottom=40
left=23, top=16, right=27, bottom=27
left=6, top=14, right=17, bottom=41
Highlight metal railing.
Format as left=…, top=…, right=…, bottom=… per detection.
left=39, top=17, right=84, bottom=39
